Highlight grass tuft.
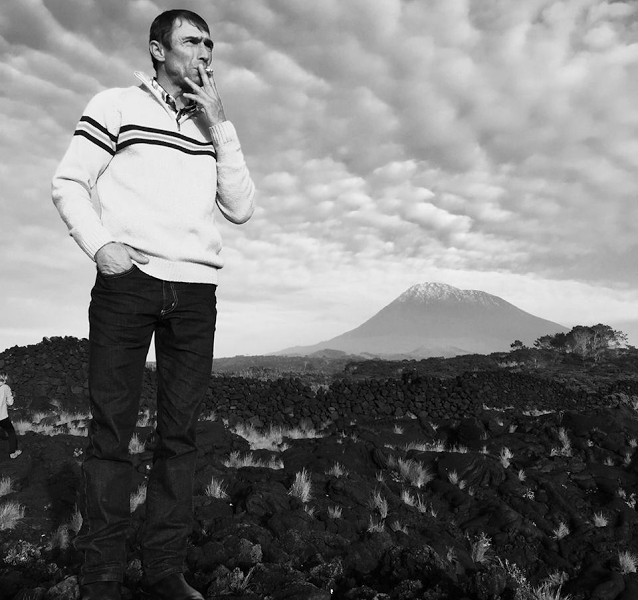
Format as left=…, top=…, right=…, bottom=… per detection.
left=130, top=483, right=147, bottom=513
left=618, top=550, right=638, bottom=574
left=388, top=456, right=433, bottom=488
left=0, top=477, right=14, bottom=498
left=128, top=433, right=146, bottom=454
left=552, top=521, right=570, bottom=540
left=369, top=490, right=389, bottom=519
left=325, top=462, right=349, bottom=478
left=288, top=468, right=312, bottom=503
left=0, top=501, right=25, bottom=530
left=204, top=476, right=229, bottom=499
left=222, top=450, right=284, bottom=470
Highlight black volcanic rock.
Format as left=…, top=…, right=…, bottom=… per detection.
left=277, top=282, right=568, bottom=358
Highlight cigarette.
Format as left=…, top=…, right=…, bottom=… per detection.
left=205, top=67, right=214, bottom=75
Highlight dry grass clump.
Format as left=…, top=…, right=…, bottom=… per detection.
left=14, top=410, right=89, bottom=437
left=204, top=476, right=229, bottom=499
left=468, top=531, right=492, bottom=564
left=403, top=440, right=446, bottom=453
left=222, top=451, right=284, bottom=470
left=500, top=447, right=514, bottom=468
left=48, top=524, right=71, bottom=551
left=130, top=483, right=147, bottom=513
left=401, top=489, right=433, bottom=515
left=231, top=422, right=322, bottom=452
left=552, top=521, right=570, bottom=540
left=618, top=550, right=638, bottom=574
left=325, top=462, right=349, bottom=478
left=288, top=468, right=312, bottom=503
left=367, top=516, right=385, bottom=533
left=387, top=456, right=433, bottom=488
left=390, top=520, right=408, bottom=534
left=369, top=490, right=389, bottom=519
left=128, top=433, right=146, bottom=454
left=0, top=501, right=25, bottom=530
left=550, top=427, right=572, bottom=457
left=0, top=477, right=14, bottom=498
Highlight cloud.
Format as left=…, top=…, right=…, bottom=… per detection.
left=3, top=0, right=638, bottom=356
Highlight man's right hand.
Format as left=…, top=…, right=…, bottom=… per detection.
left=95, top=242, right=149, bottom=275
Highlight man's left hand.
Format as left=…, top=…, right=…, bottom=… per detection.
left=184, top=65, right=226, bottom=127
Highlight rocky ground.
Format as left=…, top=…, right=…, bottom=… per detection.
left=2, top=394, right=638, bottom=600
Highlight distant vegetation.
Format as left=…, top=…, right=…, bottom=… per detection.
left=511, top=323, right=630, bottom=361
left=201, top=324, right=638, bottom=386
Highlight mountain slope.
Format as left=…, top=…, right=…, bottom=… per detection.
left=278, top=282, right=568, bottom=358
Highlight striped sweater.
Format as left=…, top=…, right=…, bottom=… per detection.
left=52, top=71, right=255, bottom=284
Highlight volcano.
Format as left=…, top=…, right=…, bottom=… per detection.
left=277, top=282, right=568, bottom=358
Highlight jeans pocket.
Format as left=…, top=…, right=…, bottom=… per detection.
left=98, top=265, right=137, bottom=279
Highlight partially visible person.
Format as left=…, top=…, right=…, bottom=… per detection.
left=0, top=373, right=21, bottom=459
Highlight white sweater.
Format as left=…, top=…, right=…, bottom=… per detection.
left=52, top=72, right=255, bottom=283
left=0, top=384, right=14, bottom=421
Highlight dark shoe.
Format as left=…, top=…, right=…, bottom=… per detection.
left=142, top=573, right=204, bottom=600
left=79, top=581, right=121, bottom=600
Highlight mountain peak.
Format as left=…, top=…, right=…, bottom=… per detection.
left=396, top=282, right=501, bottom=307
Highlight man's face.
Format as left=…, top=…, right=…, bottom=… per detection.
left=161, top=19, right=213, bottom=91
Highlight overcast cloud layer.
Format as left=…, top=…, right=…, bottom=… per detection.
left=3, top=0, right=638, bottom=356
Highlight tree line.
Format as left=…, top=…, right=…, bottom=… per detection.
left=511, top=324, right=630, bottom=362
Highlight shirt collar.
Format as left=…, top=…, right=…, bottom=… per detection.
left=150, top=77, right=199, bottom=118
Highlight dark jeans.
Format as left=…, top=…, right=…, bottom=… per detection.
left=77, top=266, right=216, bottom=585
left=0, top=417, right=18, bottom=454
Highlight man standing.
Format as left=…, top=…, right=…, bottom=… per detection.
left=52, top=9, right=255, bottom=600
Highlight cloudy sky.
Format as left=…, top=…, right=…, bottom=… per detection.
left=2, top=0, right=638, bottom=357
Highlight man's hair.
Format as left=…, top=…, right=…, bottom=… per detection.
left=0, top=373, right=7, bottom=384
left=149, top=9, right=210, bottom=71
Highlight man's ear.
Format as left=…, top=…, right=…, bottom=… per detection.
left=149, top=40, right=165, bottom=64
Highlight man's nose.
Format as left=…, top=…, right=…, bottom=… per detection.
left=197, top=41, right=212, bottom=59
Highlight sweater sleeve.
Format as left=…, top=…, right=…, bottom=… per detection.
left=209, top=121, right=256, bottom=224
left=52, top=89, right=123, bottom=260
